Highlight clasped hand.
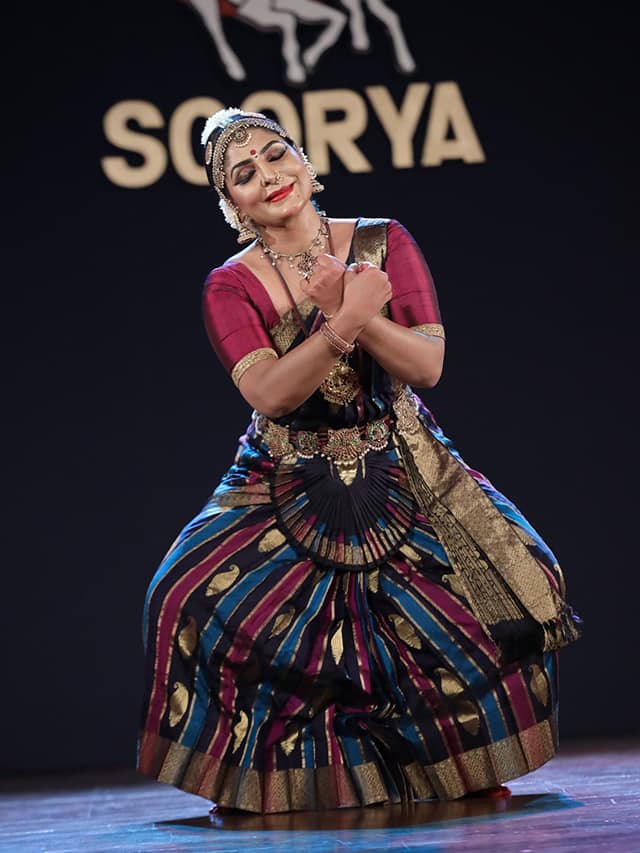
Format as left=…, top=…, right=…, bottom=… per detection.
left=302, top=254, right=392, bottom=325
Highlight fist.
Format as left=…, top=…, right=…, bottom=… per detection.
left=302, top=253, right=347, bottom=315
left=342, top=262, right=392, bottom=325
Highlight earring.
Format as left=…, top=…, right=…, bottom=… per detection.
left=237, top=215, right=257, bottom=244
left=301, top=148, right=325, bottom=194
left=218, top=196, right=257, bottom=243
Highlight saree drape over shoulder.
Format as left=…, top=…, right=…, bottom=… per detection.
left=138, top=219, right=580, bottom=812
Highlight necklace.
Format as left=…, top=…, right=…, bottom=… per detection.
left=258, top=215, right=329, bottom=281
left=264, top=216, right=360, bottom=406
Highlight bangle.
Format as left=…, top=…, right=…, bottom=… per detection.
left=320, top=321, right=355, bottom=356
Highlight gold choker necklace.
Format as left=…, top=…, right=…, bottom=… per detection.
left=258, top=215, right=329, bottom=280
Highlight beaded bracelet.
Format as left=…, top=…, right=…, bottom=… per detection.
left=320, top=321, right=355, bottom=355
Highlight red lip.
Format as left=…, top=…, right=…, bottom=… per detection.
left=266, top=183, right=294, bottom=203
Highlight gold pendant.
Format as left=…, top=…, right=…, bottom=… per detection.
left=319, top=361, right=360, bottom=405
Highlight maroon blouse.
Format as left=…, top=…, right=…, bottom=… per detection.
left=202, top=219, right=443, bottom=380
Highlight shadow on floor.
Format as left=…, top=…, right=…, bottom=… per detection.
left=158, top=792, right=583, bottom=833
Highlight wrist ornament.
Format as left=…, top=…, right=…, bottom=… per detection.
left=322, top=297, right=344, bottom=321
left=320, top=321, right=355, bottom=356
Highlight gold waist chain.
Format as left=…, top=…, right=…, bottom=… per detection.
left=252, top=384, right=421, bottom=465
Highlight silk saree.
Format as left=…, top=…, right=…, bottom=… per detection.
left=138, top=219, right=579, bottom=812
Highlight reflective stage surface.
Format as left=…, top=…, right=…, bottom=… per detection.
left=1, top=739, right=637, bottom=852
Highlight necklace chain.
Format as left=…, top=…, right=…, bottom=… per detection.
left=258, top=214, right=329, bottom=281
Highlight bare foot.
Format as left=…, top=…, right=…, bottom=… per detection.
left=464, top=785, right=512, bottom=799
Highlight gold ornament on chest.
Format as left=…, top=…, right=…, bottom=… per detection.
left=319, top=358, right=360, bottom=405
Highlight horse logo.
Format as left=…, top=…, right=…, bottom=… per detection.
left=181, top=0, right=416, bottom=85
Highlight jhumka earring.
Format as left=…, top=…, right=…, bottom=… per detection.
left=218, top=197, right=257, bottom=244
left=237, top=214, right=257, bottom=244
left=301, top=148, right=325, bottom=194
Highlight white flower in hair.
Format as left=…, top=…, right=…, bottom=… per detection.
left=200, top=107, right=244, bottom=146
left=218, top=196, right=239, bottom=230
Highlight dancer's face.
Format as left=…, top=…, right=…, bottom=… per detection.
left=224, top=128, right=312, bottom=227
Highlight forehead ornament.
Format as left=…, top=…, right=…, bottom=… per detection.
left=231, top=126, right=252, bottom=147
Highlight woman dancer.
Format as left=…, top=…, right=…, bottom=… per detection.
left=138, top=108, right=580, bottom=813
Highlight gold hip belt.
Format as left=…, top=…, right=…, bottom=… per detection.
left=252, top=412, right=393, bottom=464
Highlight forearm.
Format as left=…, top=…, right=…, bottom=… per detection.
left=239, top=310, right=365, bottom=417
left=357, top=314, right=444, bottom=387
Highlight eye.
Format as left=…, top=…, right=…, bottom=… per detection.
left=268, top=145, right=287, bottom=161
left=235, top=167, right=255, bottom=186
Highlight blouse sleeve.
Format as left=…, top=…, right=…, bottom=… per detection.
left=202, top=266, right=278, bottom=387
left=385, top=220, right=445, bottom=339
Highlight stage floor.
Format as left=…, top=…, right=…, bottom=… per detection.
left=0, top=739, right=638, bottom=852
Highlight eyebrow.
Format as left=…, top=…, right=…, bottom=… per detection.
left=229, top=140, right=284, bottom=179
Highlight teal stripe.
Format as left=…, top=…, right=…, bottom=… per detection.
left=381, top=575, right=507, bottom=742
left=240, top=571, right=334, bottom=768
left=408, top=528, right=449, bottom=564
left=337, top=729, right=364, bottom=766
left=142, top=506, right=252, bottom=643
left=302, top=723, right=315, bottom=768
left=179, top=544, right=301, bottom=748
left=397, top=714, right=430, bottom=763
left=361, top=597, right=406, bottom=711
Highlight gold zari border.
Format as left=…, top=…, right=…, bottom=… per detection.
left=352, top=218, right=389, bottom=267
left=231, top=347, right=278, bottom=387
left=269, top=299, right=316, bottom=356
left=392, top=386, right=578, bottom=652
left=138, top=716, right=557, bottom=812
left=412, top=323, right=445, bottom=339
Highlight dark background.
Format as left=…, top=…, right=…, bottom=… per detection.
left=4, top=2, right=638, bottom=771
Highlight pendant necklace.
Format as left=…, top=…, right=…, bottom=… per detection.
left=258, top=216, right=329, bottom=281
left=262, top=215, right=360, bottom=406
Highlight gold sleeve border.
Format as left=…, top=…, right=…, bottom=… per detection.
left=230, top=347, right=278, bottom=387
left=412, top=323, right=445, bottom=340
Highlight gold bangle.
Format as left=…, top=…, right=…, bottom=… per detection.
left=319, top=323, right=345, bottom=355
left=320, top=321, right=355, bottom=355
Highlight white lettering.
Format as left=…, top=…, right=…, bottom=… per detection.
left=101, top=100, right=167, bottom=188
left=302, top=89, right=372, bottom=174
left=100, top=83, right=486, bottom=187
left=366, top=83, right=430, bottom=169
left=421, top=82, right=486, bottom=167
left=169, top=97, right=224, bottom=185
